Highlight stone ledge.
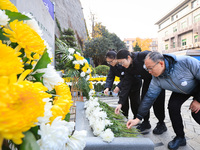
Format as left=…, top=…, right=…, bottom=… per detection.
left=75, top=102, right=154, bottom=150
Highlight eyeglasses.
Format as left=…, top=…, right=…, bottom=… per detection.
left=107, top=59, right=115, bottom=65
left=143, top=62, right=159, bottom=72
left=118, top=60, right=126, bottom=65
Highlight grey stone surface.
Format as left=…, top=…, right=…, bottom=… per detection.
left=75, top=102, right=154, bottom=150
left=98, top=90, right=200, bottom=150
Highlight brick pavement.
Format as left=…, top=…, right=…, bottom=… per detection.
left=99, top=90, right=200, bottom=150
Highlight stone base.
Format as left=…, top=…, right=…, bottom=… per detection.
left=75, top=102, right=154, bottom=150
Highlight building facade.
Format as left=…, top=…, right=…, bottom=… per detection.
left=155, top=0, right=200, bottom=59
left=124, top=38, right=158, bottom=52
left=123, top=38, right=135, bottom=51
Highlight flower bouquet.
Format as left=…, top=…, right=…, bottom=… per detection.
left=56, top=39, right=93, bottom=99
left=0, top=1, right=86, bottom=150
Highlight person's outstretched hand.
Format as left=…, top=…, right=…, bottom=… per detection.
left=190, top=100, right=200, bottom=113
left=126, top=118, right=140, bottom=129
left=104, top=88, right=109, bottom=95
left=115, top=104, right=122, bottom=114
left=113, top=86, right=120, bottom=93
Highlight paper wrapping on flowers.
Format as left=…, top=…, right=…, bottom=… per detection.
left=0, top=1, right=86, bottom=150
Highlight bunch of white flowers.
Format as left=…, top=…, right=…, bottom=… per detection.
left=37, top=116, right=87, bottom=150
left=84, top=93, right=114, bottom=142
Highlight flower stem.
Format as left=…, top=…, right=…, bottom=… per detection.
left=0, top=135, right=3, bottom=150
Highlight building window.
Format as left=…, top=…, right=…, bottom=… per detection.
left=126, top=41, right=129, bottom=44
left=182, top=39, right=187, bottom=46
left=173, top=26, right=177, bottom=32
left=173, top=42, right=175, bottom=48
left=194, top=35, right=198, bottom=42
left=181, top=21, right=187, bottom=29
left=192, top=0, right=198, bottom=9
left=165, top=44, right=168, bottom=50
left=194, top=14, right=200, bottom=23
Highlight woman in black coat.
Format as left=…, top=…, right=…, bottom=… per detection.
left=104, top=50, right=141, bottom=118
left=115, top=49, right=166, bottom=134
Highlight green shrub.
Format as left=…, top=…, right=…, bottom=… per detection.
left=95, top=65, right=109, bottom=76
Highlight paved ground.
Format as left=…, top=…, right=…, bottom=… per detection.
left=98, top=90, right=200, bottom=150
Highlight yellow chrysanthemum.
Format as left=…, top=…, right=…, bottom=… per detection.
left=82, top=66, right=87, bottom=72
left=0, top=0, right=18, bottom=12
left=74, top=54, right=84, bottom=61
left=50, top=83, right=73, bottom=123
left=3, top=20, right=46, bottom=61
left=0, top=41, right=24, bottom=76
left=89, top=82, right=94, bottom=89
left=0, top=76, right=51, bottom=145
left=85, top=62, right=89, bottom=68
left=115, top=76, right=120, bottom=81
left=74, top=64, right=80, bottom=70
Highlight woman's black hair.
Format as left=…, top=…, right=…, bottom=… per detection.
left=117, top=49, right=131, bottom=59
left=105, top=49, right=117, bottom=59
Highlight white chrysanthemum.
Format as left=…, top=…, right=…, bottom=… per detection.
left=0, top=10, right=10, bottom=25
left=86, top=69, right=91, bottom=74
left=83, top=59, right=88, bottom=63
left=88, top=90, right=95, bottom=97
left=73, top=60, right=79, bottom=64
left=68, top=55, right=73, bottom=60
left=76, top=51, right=81, bottom=56
left=86, top=75, right=90, bottom=81
left=36, top=98, right=53, bottom=125
left=37, top=117, right=75, bottom=150
left=113, top=81, right=120, bottom=85
left=93, top=119, right=105, bottom=136
left=94, top=110, right=107, bottom=120
left=65, top=130, right=87, bottom=150
left=24, top=13, right=43, bottom=36
left=35, top=64, right=64, bottom=91
left=101, top=81, right=106, bottom=85
left=68, top=48, right=75, bottom=54
left=66, top=82, right=72, bottom=86
left=100, top=128, right=114, bottom=143
left=78, top=60, right=84, bottom=65
left=80, top=72, right=85, bottom=77
left=44, top=40, right=53, bottom=59
left=104, top=119, right=113, bottom=126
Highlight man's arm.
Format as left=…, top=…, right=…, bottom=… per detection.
left=127, top=78, right=162, bottom=128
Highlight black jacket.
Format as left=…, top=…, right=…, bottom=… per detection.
left=104, top=64, right=125, bottom=90
left=118, top=50, right=152, bottom=105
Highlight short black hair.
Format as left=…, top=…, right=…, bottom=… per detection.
left=105, top=49, right=117, bottom=59
left=117, top=49, right=131, bottom=59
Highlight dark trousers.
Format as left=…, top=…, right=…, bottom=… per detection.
left=121, top=79, right=142, bottom=118
left=141, top=80, right=165, bottom=123
left=168, top=92, right=200, bottom=138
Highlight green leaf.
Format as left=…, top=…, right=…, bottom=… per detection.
left=0, top=29, right=9, bottom=41
left=19, top=131, right=40, bottom=150
left=32, top=73, right=45, bottom=82
left=64, top=113, right=71, bottom=122
left=30, top=126, right=40, bottom=140
left=5, top=10, right=30, bottom=22
left=33, top=50, right=51, bottom=72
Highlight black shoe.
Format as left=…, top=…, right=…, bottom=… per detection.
left=136, top=121, right=151, bottom=132
left=168, top=136, right=186, bottom=150
left=153, top=122, right=167, bottom=135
